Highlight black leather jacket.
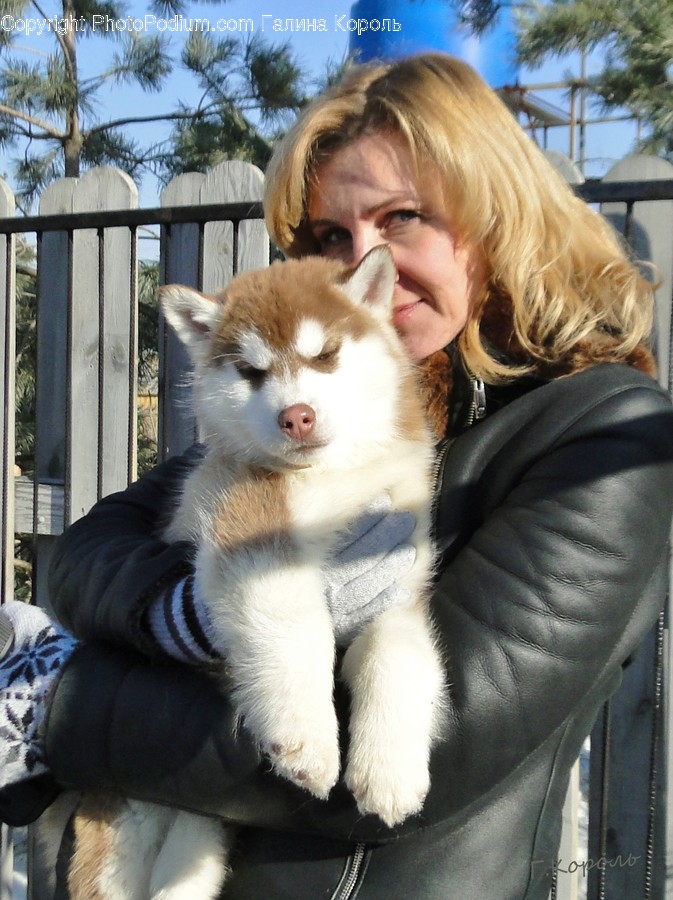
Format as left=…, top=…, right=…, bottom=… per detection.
left=3, top=362, right=673, bottom=900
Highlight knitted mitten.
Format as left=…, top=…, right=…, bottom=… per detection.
left=0, top=601, right=79, bottom=787
left=146, top=574, right=220, bottom=664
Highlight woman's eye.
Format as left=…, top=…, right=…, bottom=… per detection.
left=315, top=228, right=350, bottom=255
left=388, top=209, right=421, bottom=225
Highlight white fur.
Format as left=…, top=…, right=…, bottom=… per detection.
left=71, top=247, right=445, bottom=898
left=293, top=318, right=326, bottom=358
left=342, top=603, right=445, bottom=825
left=92, top=803, right=179, bottom=899
left=149, top=811, right=233, bottom=900
left=194, top=541, right=341, bottom=796
left=192, top=328, right=402, bottom=471
left=238, top=328, right=273, bottom=371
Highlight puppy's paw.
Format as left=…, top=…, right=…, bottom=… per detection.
left=345, top=750, right=430, bottom=827
left=265, top=732, right=340, bottom=799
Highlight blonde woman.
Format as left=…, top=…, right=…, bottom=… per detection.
left=2, top=54, right=673, bottom=900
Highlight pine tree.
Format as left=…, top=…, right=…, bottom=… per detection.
left=452, top=0, right=503, bottom=33
left=0, top=0, right=308, bottom=206
left=516, top=0, right=673, bottom=158
left=162, top=31, right=306, bottom=176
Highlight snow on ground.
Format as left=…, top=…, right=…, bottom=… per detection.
left=13, top=829, right=26, bottom=900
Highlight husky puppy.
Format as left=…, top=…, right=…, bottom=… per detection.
left=68, top=246, right=445, bottom=900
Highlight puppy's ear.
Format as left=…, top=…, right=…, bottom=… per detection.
left=160, top=285, right=222, bottom=360
left=339, top=246, right=396, bottom=315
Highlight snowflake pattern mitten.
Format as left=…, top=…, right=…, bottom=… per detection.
left=0, top=601, right=79, bottom=787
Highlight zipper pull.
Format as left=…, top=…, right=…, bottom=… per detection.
left=472, top=377, right=486, bottom=421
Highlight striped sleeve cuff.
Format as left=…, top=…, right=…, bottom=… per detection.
left=146, top=575, right=220, bottom=664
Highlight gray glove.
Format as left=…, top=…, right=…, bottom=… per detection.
left=324, top=495, right=417, bottom=647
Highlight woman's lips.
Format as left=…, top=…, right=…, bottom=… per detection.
left=392, top=300, right=422, bottom=327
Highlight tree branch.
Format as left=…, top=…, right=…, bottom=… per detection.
left=0, top=104, right=63, bottom=139
left=85, top=109, right=205, bottom=136
left=10, top=127, right=58, bottom=141
left=29, top=0, right=76, bottom=82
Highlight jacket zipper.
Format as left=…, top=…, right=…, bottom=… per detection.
left=332, top=842, right=367, bottom=899
left=465, top=373, right=486, bottom=427
left=333, top=373, right=484, bottom=900
left=431, top=438, right=450, bottom=516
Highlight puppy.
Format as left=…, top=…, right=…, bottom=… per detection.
left=67, top=246, right=445, bottom=900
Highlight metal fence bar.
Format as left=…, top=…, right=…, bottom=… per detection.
left=0, top=201, right=264, bottom=236
left=1, top=226, right=15, bottom=606
left=0, top=177, right=15, bottom=900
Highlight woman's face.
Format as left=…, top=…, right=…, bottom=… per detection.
left=306, top=133, right=486, bottom=361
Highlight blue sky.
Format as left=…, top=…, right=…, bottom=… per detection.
left=0, top=0, right=640, bottom=205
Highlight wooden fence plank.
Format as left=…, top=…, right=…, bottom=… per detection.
left=589, top=629, right=665, bottom=899
left=14, top=478, right=64, bottom=536
left=69, top=168, right=138, bottom=513
left=68, top=221, right=100, bottom=521
left=34, top=169, right=138, bottom=613
left=201, top=159, right=268, bottom=290
left=158, top=172, right=204, bottom=459
left=601, top=154, right=673, bottom=391
left=158, top=161, right=267, bottom=459
left=543, top=149, right=584, bottom=185
left=35, top=175, right=76, bottom=619
left=30, top=169, right=137, bottom=900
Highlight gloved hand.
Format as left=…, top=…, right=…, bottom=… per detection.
left=146, top=495, right=417, bottom=660
left=323, top=494, right=417, bottom=647
left=0, top=601, right=79, bottom=787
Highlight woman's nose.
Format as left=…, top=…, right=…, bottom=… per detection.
left=351, top=230, right=389, bottom=265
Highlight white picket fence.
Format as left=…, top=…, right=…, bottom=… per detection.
left=0, top=154, right=671, bottom=899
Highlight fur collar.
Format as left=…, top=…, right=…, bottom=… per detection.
left=417, top=349, right=454, bottom=441
left=416, top=295, right=657, bottom=442
left=479, top=290, right=656, bottom=382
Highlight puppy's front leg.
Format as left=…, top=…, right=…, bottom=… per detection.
left=342, top=603, right=445, bottom=826
left=199, top=546, right=340, bottom=799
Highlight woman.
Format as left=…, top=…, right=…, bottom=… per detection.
left=2, top=53, right=673, bottom=899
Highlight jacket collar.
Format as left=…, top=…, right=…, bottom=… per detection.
left=446, top=346, right=548, bottom=439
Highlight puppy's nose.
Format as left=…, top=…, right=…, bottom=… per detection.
left=278, top=404, right=315, bottom=441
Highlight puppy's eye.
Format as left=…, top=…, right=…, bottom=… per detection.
left=315, top=346, right=338, bottom=363
left=235, top=360, right=267, bottom=386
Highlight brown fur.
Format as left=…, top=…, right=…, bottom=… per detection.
left=210, top=258, right=372, bottom=355
left=417, top=349, right=454, bottom=441
left=218, top=258, right=438, bottom=443
left=212, top=466, right=293, bottom=555
left=413, top=291, right=656, bottom=442
left=68, top=795, right=125, bottom=900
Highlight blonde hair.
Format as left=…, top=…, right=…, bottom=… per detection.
left=264, top=53, right=654, bottom=381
